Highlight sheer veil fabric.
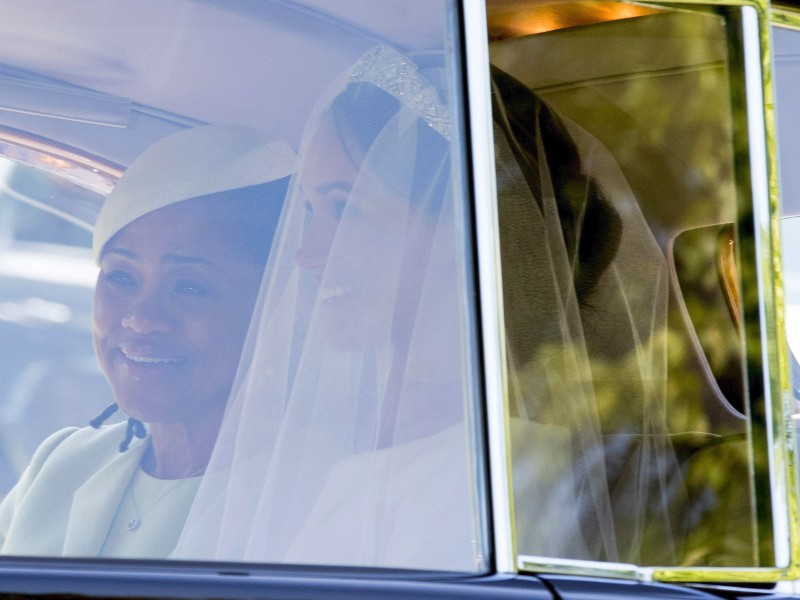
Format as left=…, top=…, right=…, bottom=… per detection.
left=492, top=68, right=686, bottom=564
left=174, top=46, right=482, bottom=570
left=175, top=46, right=685, bottom=569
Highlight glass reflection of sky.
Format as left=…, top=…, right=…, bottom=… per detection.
left=775, top=27, right=800, bottom=360
left=782, top=218, right=800, bottom=355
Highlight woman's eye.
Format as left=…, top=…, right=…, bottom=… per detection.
left=103, top=270, right=135, bottom=288
left=175, top=280, right=212, bottom=298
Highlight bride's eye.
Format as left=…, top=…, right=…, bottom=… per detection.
left=174, top=279, right=215, bottom=298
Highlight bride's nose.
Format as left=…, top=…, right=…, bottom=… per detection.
left=294, top=218, right=334, bottom=275
left=294, top=236, right=327, bottom=277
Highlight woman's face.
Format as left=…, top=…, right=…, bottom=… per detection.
left=93, top=199, right=263, bottom=425
left=295, top=115, right=424, bottom=351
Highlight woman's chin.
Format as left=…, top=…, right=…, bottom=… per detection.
left=113, top=388, right=184, bottom=424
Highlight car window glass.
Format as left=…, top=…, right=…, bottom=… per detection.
left=0, top=157, right=113, bottom=494
left=488, top=0, right=772, bottom=568
left=0, top=0, right=486, bottom=571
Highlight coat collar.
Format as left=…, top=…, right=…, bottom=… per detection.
left=62, top=437, right=148, bottom=556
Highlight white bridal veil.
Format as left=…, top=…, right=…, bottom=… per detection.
left=491, top=67, right=686, bottom=564
left=175, top=45, right=685, bottom=569
left=175, top=46, right=481, bottom=570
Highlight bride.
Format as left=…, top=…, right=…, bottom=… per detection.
left=176, top=46, right=483, bottom=570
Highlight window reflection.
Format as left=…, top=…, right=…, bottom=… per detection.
left=490, top=0, right=767, bottom=567
left=175, top=46, right=482, bottom=570
left=0, top=128, right=294, bottom=558
left=0, top=1, right=482, bottom=569
left=0, top=158, right=111, bottom=495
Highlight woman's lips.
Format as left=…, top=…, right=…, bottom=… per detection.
left=120, top=347, right=186, bottom=366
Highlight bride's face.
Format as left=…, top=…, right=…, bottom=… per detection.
left=295, top=116, right=426, bottom=351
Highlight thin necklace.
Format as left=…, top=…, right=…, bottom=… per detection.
left=125, top=467, right=204, bottom=532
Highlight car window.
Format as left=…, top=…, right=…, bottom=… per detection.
left=0, top=0, right=486, bottom=571
left=487, top=0, right=773, bottom=569
left=0, top=0, right=791, bottom=587
left=0, top=157, right=112, bottom=494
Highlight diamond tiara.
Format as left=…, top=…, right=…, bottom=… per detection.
left=348, top=46, right=451, bottom=140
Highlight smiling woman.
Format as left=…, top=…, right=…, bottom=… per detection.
left=0, top=125, right=295, bottom=558
left=94, top=194, right=269, bottom=467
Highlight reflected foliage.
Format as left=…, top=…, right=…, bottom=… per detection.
left=491, top=4, right=771, bottom=567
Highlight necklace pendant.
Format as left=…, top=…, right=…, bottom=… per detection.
left=126, top=517, right=141, bottom=531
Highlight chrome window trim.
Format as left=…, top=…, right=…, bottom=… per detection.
left=518, top=555, right=654, bottom=582
left=769, top=6, right=800, bottom=580
left=0, top=127, right=121, bottom=194
left=462, top=0, right=517, bottom=575
left=743, top=3, right=792, bottom=569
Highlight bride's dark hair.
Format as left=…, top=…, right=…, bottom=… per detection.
left=327, top=81, right=450, bottom=214
left=492, top=65, right=622, bottom=307
left=492, top=66, right=624, bottom=372
left=190, top=177, right=289, bottom=265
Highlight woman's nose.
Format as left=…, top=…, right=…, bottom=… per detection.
left=294, top=221, right=334, bottom=275
left=121, top=292, right=173, bottom=335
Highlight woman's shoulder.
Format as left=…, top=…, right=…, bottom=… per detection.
left=27, top=421, right=136, bottom=474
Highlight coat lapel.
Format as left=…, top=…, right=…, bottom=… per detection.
left=62, top=439, right=147, bottom=556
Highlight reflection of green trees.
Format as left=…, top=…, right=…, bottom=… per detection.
left=501, top=4, right=773, bottom=568
left=535, top=10, right=738, bottom=237
left=510, top=322, right=760, bottom=566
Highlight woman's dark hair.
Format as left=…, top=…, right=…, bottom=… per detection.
left=491, top=66, right=621, bottom=304
left=193, top=176, right=290, bottom=265
left=327, top=81, right=450, bottom=214
left=492, top=66, right=623, bottom=368
left=99, top=176, right=289, bottom=268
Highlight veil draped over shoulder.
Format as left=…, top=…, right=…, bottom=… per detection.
left=174, top=46, right=685, bottom=569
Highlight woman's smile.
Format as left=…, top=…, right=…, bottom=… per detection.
left=119, top=346, right=187, bottom=366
